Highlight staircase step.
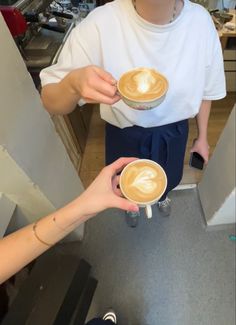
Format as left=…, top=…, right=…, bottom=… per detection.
left=2, top=245, right=95, bottom=325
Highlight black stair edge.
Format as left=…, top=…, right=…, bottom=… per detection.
left=1, top=247, right=80, bottom=325
left=72, top=277, right=98, bottom=325
left=53, top=259, right=91, bottom=325
left=1, top=257, right=51, bottom=325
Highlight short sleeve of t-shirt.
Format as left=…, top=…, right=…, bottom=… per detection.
left=40, top=15, right=102, bottom=87
left=202, top=17, right=226, bottom=100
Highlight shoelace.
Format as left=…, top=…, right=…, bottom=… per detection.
left=158, top=197, right=171, bottom=208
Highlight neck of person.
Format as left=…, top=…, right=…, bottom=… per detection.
left=134, top=0, right=183, bottom=25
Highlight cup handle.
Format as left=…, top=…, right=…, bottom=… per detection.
left=145, top=205, right=152, bottom=219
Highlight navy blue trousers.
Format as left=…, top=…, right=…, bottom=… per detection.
left=105, top=120, right=189, bottom=201
left=86, top=319, right=113, bottom=325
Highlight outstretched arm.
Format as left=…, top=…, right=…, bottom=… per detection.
left=0, top=157, right=139, bottom=284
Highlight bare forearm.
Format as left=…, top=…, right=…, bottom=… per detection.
left=191, top=100, right=211, bottom=163
left=196, top=100, right=212, bottom=140
left=40, top=66, right=120, bottom=115
left=0, top=157, right=137, bottom=284
left=0, top=197, right=88, bottom=284
left=41, top=72, right=81, bottom=115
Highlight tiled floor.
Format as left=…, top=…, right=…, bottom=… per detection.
left=79, top=93, right=236, bottom=188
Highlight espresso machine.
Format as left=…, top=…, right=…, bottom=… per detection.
left=0, top=0, right=75, bottom=86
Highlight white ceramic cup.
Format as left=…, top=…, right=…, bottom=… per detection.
left=120, top=159, right=167, bottom=219
left=117, top=68, right=169, bottom=110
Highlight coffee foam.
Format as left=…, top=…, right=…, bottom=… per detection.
left=118, top=68, right=168, bottom=101
left=121, top=161, right=166, bottom=203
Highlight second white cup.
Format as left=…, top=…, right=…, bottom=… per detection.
left=120, top=159, right=167, bottom=218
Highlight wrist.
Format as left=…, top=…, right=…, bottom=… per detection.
left=196, top=130, right=208, bottom=141
left=52, top=197, right=89, bottom=232
left=61, top=71, right=81, bottom=100
left=68, top=196, right=92, bottom=224
left=196, top=135, right=208, bottom=143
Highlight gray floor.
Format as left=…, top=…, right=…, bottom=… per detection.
left=78, top=189, right=235, bottom=325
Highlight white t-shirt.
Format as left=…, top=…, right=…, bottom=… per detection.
left=40, top=0, right=226, bottom=128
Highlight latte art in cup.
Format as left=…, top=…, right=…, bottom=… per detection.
left=117, top=68, right=168, bottom=110
left=118, top=68, right=168, bottom=101
left=120, top=160, right=167, bottom=204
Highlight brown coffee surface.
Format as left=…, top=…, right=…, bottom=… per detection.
left=121, top=161, right=167, bottom=203
left=118, top=68, right=168, bottom=101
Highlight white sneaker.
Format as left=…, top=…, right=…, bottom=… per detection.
left=158, top=197, right=171, bottom=217
left=102, top=309, right=117, bottom=323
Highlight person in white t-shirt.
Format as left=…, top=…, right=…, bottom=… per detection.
left=40, top=0, right=226, bottom=226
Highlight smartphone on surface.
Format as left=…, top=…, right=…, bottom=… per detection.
left=189, top=151, right=204, bottom=170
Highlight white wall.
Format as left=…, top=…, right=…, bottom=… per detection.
left=207, top=189, right=235, bottom=226
left=0, top=14, right=84, bottom=239
left=0, top=146, right=55, bottom=223
left=198, top=106, right=235, bottom=226
left=0, top=193, right=16, bottom=237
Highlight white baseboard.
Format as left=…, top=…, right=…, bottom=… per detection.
left=174, top=184, right=197, bottom=191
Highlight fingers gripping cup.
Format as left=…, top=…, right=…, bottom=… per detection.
left=120, top=159, right=167, bottom=218
left=117, top=67, right=169, bottom=110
